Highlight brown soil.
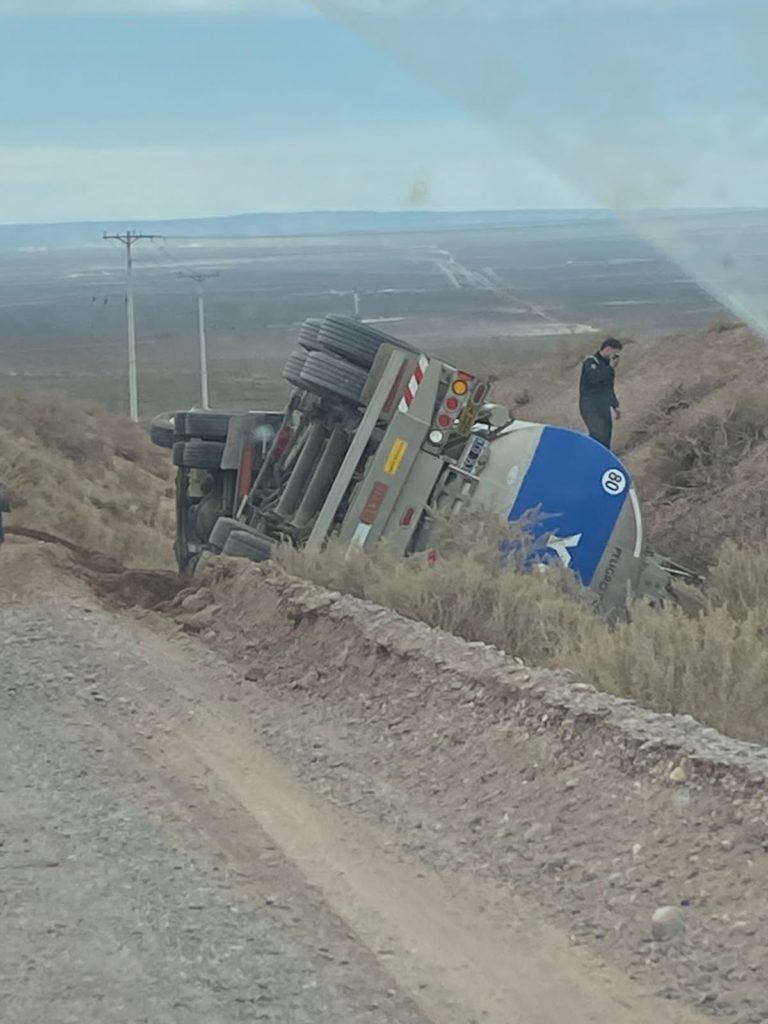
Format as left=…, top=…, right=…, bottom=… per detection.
left=3, top=539, right=737, bottom=1024
left=5, top=525, right=185, bottom=608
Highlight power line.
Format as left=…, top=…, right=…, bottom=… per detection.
left=103, top=230, right=164, bottom=421
left=146, top=235, right=185, bottom=271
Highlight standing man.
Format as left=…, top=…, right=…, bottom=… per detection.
left=579, top=337, right=623, bottom=449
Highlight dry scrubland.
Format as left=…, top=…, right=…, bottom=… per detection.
left=282, top=521, right=768, bottom=744
left=284, top=320, right=768, bottom=745
left=5, top=320, right=768, bottom=743
left=0, top=393, right=175, bottom=568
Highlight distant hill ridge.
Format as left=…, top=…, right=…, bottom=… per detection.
left=0, top=209, right=614, bottom=248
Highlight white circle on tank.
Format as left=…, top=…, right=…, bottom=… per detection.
left=506, top=465, right=520, bottom=487
left=601, top=468, right=627, bottom=496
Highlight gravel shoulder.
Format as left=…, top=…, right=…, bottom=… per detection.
left=2, top=541, right=759, bottom=1022
left=0, top=569, right=430, bottom=1024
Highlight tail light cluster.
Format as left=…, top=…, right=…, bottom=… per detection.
left=434, top=371, right=474, bottom=431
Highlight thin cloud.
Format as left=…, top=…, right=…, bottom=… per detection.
left=0, top=126, right=584, bottom=223
left=0, top=0, right=313, bottom=14
left=309, top=0, right=739, bottom=19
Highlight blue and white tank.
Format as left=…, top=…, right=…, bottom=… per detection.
left=473, top=422, right=644, bottom=612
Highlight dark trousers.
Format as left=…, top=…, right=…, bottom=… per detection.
left=580, top=400, right=613, bottom=449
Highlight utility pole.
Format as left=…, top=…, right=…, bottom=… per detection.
left=178, top=271, right=219, bottom=409
left=103, top=230, right=162, bottom=421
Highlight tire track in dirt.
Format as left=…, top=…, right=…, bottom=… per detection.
left=1, top=541, right=709, bottom=1024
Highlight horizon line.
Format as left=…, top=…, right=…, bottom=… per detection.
left=2, top=206, right=767, bottom=231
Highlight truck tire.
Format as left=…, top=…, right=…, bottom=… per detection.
left=298, top=318, right=324, bottom=352
left=173, top=412, right=189, bottom=439
left=283, top=349, right=308, bottom=388
left=208, top=515, right=242, bottom=552
left=183, top=411, right=232, bottom=441
left=172, top=440, right=225, bottom=470
left=298, top=350, right=369, bottom=406
left=318, top=315, right=417, bottom=369
left=222, top=529, right=274, bottom=563
left=150, top=418, right=175, bottom=450
left=209, top=516, right=274, bottom=553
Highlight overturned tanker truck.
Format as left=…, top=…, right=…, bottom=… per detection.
left=151, top=315, right=689, bottom=615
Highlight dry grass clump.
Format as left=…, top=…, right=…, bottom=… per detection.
left=0, top=392, right=175, bottom=567
left=281, top=512, right=768, bottom=745
left=567, top=602, right=768, bottom=743
left=707, top=540, right=768, bottom=622
left=636, top=384, right=768, bottom=572
left=644, top=389, right=768, bottom=499
left=280, top=514, right=592, bottom=666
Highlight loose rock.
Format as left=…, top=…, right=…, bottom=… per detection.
left=180, top=589, right=212, bottom=614
left=652, top=906, right=686, bottom=942
left=523, top=822, right=553, bottom=843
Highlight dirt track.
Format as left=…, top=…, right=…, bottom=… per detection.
left=2, top=541, right=766, bottom=1022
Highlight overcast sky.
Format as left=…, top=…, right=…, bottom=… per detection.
left=1, top=0, right=766, bottom=223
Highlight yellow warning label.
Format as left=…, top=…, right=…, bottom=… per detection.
left=457, top=404, right=480, bottom=437
left=383, top=438, right=408, bottom=475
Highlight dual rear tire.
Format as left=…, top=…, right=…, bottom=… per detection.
left=284, top=315, right=417, bottom=406
left=208, top=515, right=274, bottom=564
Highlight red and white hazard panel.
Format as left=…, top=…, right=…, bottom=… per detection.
left=398, top=355, right=429, bottom=413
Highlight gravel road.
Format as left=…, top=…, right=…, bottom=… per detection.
left=0, top=542, right=737, bottom=1023
left=0, top=554, right=436, bottom=1024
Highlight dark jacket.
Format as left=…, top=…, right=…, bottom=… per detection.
left=579, top=352, right=619, bottom=411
